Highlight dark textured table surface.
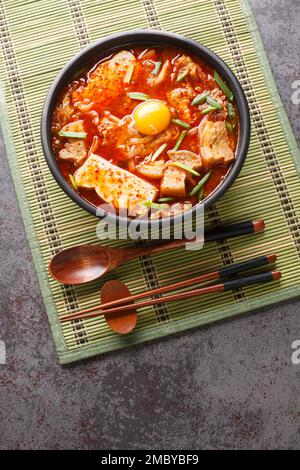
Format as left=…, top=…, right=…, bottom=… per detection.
left=0, top=0, right=300, bottom=450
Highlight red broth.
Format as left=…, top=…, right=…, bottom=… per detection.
left=51, top=47, right=239, bottom=217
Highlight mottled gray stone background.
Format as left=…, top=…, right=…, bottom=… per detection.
left=0, top=0, right=299, bottom=450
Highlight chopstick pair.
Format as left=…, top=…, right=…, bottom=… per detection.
left=60, top=254, right=280, bottom=323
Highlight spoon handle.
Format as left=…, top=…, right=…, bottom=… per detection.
left=128, top=219, right=264, bottom=258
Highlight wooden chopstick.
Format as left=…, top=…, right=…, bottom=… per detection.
left=61, top=254, right=277, bottom=323
left=61, top=271, right=281, bottom=323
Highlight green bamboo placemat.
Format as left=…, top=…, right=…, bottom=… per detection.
left=1, top=0, right=300, bottom=364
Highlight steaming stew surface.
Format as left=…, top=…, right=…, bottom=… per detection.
left=51, top=47, right=239, bottom=218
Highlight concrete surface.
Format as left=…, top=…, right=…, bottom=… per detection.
left=0, top=0, right=300, bottom=450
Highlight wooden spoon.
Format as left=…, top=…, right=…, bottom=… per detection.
left=49, top=239, right=190, bottom=285
left=49, top=219, right=264, bottom=285
left=101, top=280, right=137, bottom=334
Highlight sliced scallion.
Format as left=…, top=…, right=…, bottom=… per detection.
left=200, top=106, right=216, bottom=115
left=226, top=121, right=234, bottom=133
left=191, top=92, right=209, bottom=106
left=151, top=143, right=167, bottom=162
left=189, top=171, right=211, bottom=196
left=206, top=96, right=223, bottom=110
left=124, top=63, right=135, bottom=84
left=228, top=102, right=235, bottom=120
left=157, top=197, right=174, bottom=203
left=176, top=69, right=188, bottom=82
left=69, top=173, right=78, bottom=191
left=153, top=60, right=162, bottom=75
left=127, top=92, right=150, bottom=101
left=59, top=131, right=87, bottom=139
left=173, top=130, right=187, bottom=151
left=171, top=118, right=191, bottom=130
left=141, top=201, right=166, bottom=210
left=225, top=121, right=236, bottom=132
left=214, top=70, right=233, bottom=101
left=198, top=187, right=205, bottom=202
left=171, top=161, right=200, bottom=177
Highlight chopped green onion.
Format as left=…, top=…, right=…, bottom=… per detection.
left=68, top=173, right=78, bottom=191
left=127, top=92, right=150, bottom=101
left=198, top=187, right=205, bottom=202
left=200, top=106, right=216, bottom=115
left=228, top=102, right=235, bottom=120
left=59, top=131, right=87, bottom=139
left=151, top=143, right=168, bottom=162
left=214, top=70, right=233, bottom=101
left=176, top=69, right=188, bottom=82
left=153, top=60, right=162, bottom=75
left=171, top=118, right=191, bottom=130
left=226, top=121, right=234, bottom=133
left=173, top=130, right=187, bottom=151
left=157, top=197, right=174, bottom=203
left=189, top=171, right=212, bottom=196
left=226, top=121, right=236, bottom=133
left=206, top=96, right=223, bottom=110
left=171, top=161, right=200, bottom=177
left=191, top=92, right=209, bottom=106
left=141, top=201, right=166, bottom=210
left=124, top=63, right=135, bottom=84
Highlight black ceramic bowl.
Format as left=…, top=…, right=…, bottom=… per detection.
left=41, top=30, right=250, bottom=230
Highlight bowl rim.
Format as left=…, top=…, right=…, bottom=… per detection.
left=41, top=29, right=251, bottom=231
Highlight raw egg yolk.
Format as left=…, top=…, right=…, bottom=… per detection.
left=133, top=100, right=171, bottom=136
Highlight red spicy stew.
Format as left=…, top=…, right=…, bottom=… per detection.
left=51, top=46, right=239, bottom=218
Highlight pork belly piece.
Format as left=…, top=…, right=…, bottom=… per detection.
left=160, top=150, right=202, bottom=198
left=167, top=85, right=195, bottom=122
left=58, top=120, right=87, bottom=165
left=74, top=154, right=158, bottom=215
left=72, top=51, right=137, bottom=106
left=210, top=87, right=227, bottom=109
left=135, top=157, right=166, bottom=180
left=198, top=117, right=235, bottom=166
left=168, top=150, right=202, bottom=171
left=174, top=54, right=207, bottom=82
left=98, top=112, right=121, bottom=146
left=58, top=140, right=87, bottom=166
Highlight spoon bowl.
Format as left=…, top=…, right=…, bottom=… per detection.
left=49, top=239, right=189, bottom=285
left=49, top=245, right=112, bottom=284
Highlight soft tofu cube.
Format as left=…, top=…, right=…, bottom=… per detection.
left=135, top=158, right=165, bottom=180
left=199, top=119, right=234, bottom=166
left=160, top=165, right=186, bottom=198
left=161, top=150, right=202, bottom=198
left=74, top=154, right=158, bottom=215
